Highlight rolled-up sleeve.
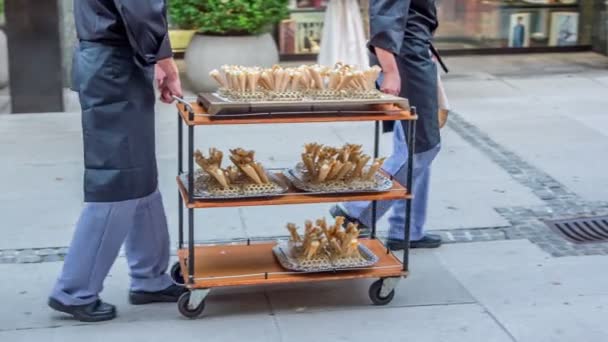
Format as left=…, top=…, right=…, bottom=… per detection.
left=368, top=0, right=410, bottom=55
left=113, top=0, right=172, bottom=66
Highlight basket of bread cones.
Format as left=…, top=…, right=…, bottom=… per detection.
left=273, top=216, right=379, bottom=272
left=208, top=63, right=383, bottom=102
left=180, top=147, right=288, bottom=199
left=284, top=143, right=393, bottom=194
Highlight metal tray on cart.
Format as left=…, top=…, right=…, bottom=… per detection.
left=197, top=92, right=409, bottom=116
left=272, top=240, right=380, bottom=273
left=284, top=163, right=393, bottom=194
left=180, top=170, right=289, bottom=199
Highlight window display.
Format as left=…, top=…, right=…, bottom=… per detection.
left=434, top=0, right=587, bottom=50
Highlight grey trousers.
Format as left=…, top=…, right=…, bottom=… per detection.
left=50, top=189, right=173, bottom=306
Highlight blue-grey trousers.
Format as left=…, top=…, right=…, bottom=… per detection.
left=50, top=189, right=173, bottom=306
left=345, top=122, right=440, bottom=241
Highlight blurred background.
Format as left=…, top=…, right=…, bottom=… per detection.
left=0, top=0, right=607, bottom=113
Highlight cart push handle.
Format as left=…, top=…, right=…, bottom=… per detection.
left=173, top=95, right=194, bottom=114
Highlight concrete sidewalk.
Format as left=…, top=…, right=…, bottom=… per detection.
left=1, top=52, right=608, bottom=341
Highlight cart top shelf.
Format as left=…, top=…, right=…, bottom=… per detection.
left=177, top=102, right=415, bottom=126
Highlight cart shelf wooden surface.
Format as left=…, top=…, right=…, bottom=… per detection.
left=177, top=239, right=407, bottom=289
left=177, top=173, right=410, bottom=209
left=177, top=102, right=416, bottom=126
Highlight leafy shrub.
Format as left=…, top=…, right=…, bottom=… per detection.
left=168, top=0, right=289, bottom=35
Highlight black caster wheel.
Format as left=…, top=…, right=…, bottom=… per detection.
left=170, top=261, right=184, bottom=285
left=177, top=292, right=205, bottom=319
left=369, top=279, right=395, bottom=306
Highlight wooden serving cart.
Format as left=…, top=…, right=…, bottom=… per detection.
left=172, top=98, right=417, bottom=318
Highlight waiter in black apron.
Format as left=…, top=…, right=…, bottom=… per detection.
left=48, top=0, right=185, bottom=322
left=332, top=0, right=443, bottom=249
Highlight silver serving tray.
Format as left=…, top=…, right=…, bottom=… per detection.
left=273, top=240, right=379, bottom=272
left=197, top=92, right=409, bottom=116
left=180, top=170, right=289, bottom=199
left=284, top=163, right=393, bottom=194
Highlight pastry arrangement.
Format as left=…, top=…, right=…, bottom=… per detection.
left=209, top=63, right=383, bottom=101
left=272, top=216, right=379, bottom=272
left=188, top=147, right=287, bottom=198
left=287, top=216, right=362, bottom=261
left=301, top=143, right=385, bottom=183
left=286, top=143, right=392, bottom=193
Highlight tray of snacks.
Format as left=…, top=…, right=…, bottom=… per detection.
left=273, top=216, right=379, bottom=272
left=199, top=63, right=409, bottom=115
left=182, top=147, right=288, bottom=199
left=284, top=143, right=392, bottom=193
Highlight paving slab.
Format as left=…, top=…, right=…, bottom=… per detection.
left=436, top=240, right=608, bottom=342
left=274, top=304, right=513, bottom=342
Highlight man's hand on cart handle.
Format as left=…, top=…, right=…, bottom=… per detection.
left=155, top=57, right=183, bottom=104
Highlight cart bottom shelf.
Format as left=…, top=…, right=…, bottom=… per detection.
left=177, top=239, right=406, bottom=289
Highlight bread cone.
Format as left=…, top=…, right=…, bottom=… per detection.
left=316, top=161, right=331, bottom=182
left=305, top=241, right=320, bottom=260
left=326, top=160, right=344, bottom=180
left=335, top=161, right=354, bottom=180
left=287, top=223, right=302, bottom=242
left=273, top=69, right=285, bottom=92
left=309, top=67, right=325, bottom=90
left=365, top=158, right=386, bottom=180
left=209, top=69, right=227, bottom=88
left=336, top=72, right=355, bottom=91
left=302, top=153, right=316, bottom=178
left=253, top=162, right=270, bottom=184
left=328, top=71, right=341, bottom=90
left=352, top=155, right=371, bottom=178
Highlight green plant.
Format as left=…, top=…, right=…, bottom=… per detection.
left=168, top=0, right=289, bottom=35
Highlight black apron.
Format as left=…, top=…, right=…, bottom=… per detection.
left=369, top=0, right=441, bottom=154
left=72, top=41, right=158, bottom=202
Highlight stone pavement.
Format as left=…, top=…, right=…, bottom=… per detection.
left=0, top=52, right=607, bottom=341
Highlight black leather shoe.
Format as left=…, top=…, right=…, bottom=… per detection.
left=387, top=234, right=442, bottom=250
left=48, top=297, right=116, bottom=322
left=329, top=205, right=371, bottom=237
left=129, top=284, right=187, bottom=305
